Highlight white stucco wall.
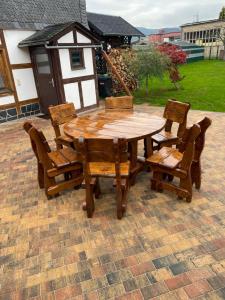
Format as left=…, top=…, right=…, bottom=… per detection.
left=3, top=30, right=35, bottom=64
left=0, top=95, right=15, bottom=105
left=59, top=48, right=94, bottom=79
left=58, top=31, right=74, bottom=44
left=13, top=69, right=38, bottom=101
left=81, top=79, right=97, bottom=107
left=64, top=83, right=81, bottom=109
left=77, top=32, right=91, bottom=44
left=2, top=30, right=39, bottom=104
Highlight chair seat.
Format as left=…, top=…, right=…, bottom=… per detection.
left=48, top=148, right=82, bottom=168
left=89, top=161, right=130, bottom=177
left=152, top=131, right=179, bottom=144
left=146, top=147, right=183, bottom=169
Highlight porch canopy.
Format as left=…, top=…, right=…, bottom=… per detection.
left=18, top=22, right=99, bottom=48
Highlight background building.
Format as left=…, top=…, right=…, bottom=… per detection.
left=149, top=30, right=181, bottom=44
left=181, top=19, right=225, bottom=59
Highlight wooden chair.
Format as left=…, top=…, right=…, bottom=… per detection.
left=190, top=117, right=212, bottom=190
left=146, top=123, right=201, bottom=203
left=48, top=103, right=77, bottom=150
left=105, top=96, right=133, bottom=111
left=149, top=99, right=190, bottom=153
left=23, top=122, right=46, bottom=189
left=24, top=121, right=83, bottom=198
left=74, top=137, right=130, bottom=219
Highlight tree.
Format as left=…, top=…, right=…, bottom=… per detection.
left=157, top=43, right=187, bottom=89
left=215, top=26, right=225, bottom=60
left=123, top=46, right=169, bottom=96
left=219, top=7, right=225, bottom=20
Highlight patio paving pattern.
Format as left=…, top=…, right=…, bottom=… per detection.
left=0, top=105, right=225, bottom=299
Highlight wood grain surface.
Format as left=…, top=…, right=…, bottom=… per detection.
left=63, top=111, right=165, bottom=141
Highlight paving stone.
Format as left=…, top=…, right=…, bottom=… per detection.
left=184, top=279, right=213, bottom=298
left=106, top=271, right=120, bottom=285
left=169, top=261, right=190, bottom=276
left=130, top=261, right=155, bottom=276
left=152, top=255, right=178, bottom=269
left=165, top=273, right=192, bottom=290
left=207, top=273, right=225, bottom=290
left=141, top=281, right=168, bottom=299
left=0, top=106, right=225, bottom=299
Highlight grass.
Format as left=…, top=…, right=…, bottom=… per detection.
left=134, top=60, right=225, bottom=112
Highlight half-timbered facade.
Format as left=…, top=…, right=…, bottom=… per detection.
left=0, top=0, right=100, bottom=123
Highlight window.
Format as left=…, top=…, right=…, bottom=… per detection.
left=36, top=53, right=51, bottom=74
left=69, top=49, right=85, bottom=70
left=0, top=49, right=12, bottom=95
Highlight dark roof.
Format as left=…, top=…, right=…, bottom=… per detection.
left=87, top=12, right=144, bottom=37
left=0, top=0, right=88, bottom=30
left=181, top=19, right=224, bottom=27
left=18, top=22, right=99, bottom=47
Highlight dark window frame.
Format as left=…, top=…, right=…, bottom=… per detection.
left=69, top=48, right=85, bottom=70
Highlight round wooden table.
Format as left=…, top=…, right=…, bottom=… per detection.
left=64, top=110, right=165, bottom=184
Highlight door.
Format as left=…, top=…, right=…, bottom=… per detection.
left=31, top=47, right=58, bottom=114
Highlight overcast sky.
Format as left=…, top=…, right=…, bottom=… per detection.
left=86, top=0, right=225, bottom=28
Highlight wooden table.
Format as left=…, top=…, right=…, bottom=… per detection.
left=64, top=110, right=165, bottom=184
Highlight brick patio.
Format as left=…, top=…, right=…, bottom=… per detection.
left=0, top=105, right=225, bottom=300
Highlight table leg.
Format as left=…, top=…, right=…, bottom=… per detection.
left=129, top=140, right=142, bottom=186
left=144, top=136, right=153, bottom=158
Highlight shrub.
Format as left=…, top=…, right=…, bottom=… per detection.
left=123, top=46, right=170, bottom=96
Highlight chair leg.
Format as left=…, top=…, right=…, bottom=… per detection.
left=38, top=162, right=44, bottom=189
left=44, top=171, right=56, bottom=198
left=180, top=174, right=192, bottom=203
left=151, top=171, right=163, bottom=192
left=151, top=171, right=157, bottom=190
left=85, top=184, right=95, bottom=218
left=121, top=179, right=129, bottom=214
left=191, top=162, right=201, bottom=190
left=94, top=178, right=101, bottom=199
left=116, top=186, right=123, bottom=220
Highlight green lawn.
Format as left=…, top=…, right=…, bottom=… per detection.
left=134, top=60, right=225, bottom=112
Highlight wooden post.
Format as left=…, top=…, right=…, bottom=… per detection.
left=102, top=50, right=132, bottom=96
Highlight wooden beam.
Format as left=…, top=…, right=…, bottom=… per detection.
left=0, top=30, right=21, bottom=114
left=102, top=50, right=132, bottom=96
left=11, top=63, right=33, bottom=69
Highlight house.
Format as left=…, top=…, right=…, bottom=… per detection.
left=87, top=12, right=144, bottom=49
left=149, top=30, right=181, bottom=44
left=181, top=19, right=225, bottom=58
left=0, top=0, right=100, bottom=123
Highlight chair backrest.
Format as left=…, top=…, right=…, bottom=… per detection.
left=179, top=124, right=201, bottom=171
left=163, top=99, right=190, bottom=138
left=74, top=137, right=128, bottom=184
left=105, top=96, right=133, bottom=111
left=49, top=103, right=77, bottom=138
left=24, top=123, right=52, bottom=170
left=194, top=117, right=212, bottom=162
left=23, top=121, right=39, bottom=161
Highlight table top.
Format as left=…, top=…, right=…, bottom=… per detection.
left=63, top=110, right=165, bottom=141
